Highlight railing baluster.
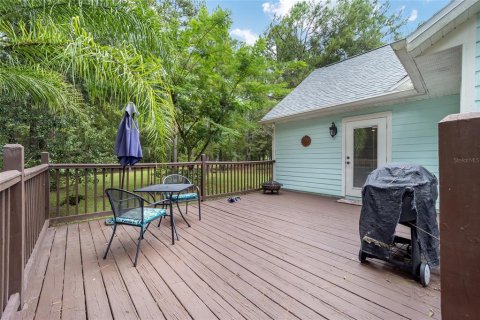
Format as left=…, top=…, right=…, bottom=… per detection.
left=245, top=163, right=248, bottom=190
left=55, top=169, right=60, bottom=218
left=134, top=167, right=137, bottom=191
left=224, top=164, right=227, bottom=194
left=93, top=168, right=97, bottom=213
left=252, top=163, right=255, bottom=189
left=249, top=163, right=251, bottom=190
left=205, top=163, right=208, bottom=197
left=271, top=161, right=273, bottom=180
left=147, top=167, right=150, bottom=186
left=238, top=164, right=241, bottom=192
left=250, top=163, right=253, bottom=190
left=266, top=161, right=268, bottom=181
left=244, top=163, right=247, bottom=191
left=252, top=163, right=254, bottom=189
left=118, top=168, right=122, bottom=189
left=228, top=164, right=231, bottom=193
left=126, top=167, right=130, bottom=191
left=263, top=161, right=265, bottom=183
left=234, top=163, right=237, bottom=192
left=84, top=169, right=88, bottom=214
left=74, top=169, right=79, bottom=216
left=215, top=164, right=218, bottom=196
left=218, top=164, right=221, bottom=195
left=247, top=163, right=250, bottom=190
left=102, top=168, right=106, bottom=211
left=65, top=169, right=70, bottom=216
left=110, top=168, right=114, bottom=190
left=208, top=163, right=211, bottom=197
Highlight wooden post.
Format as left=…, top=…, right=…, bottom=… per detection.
left=3, top=144, right=25, bottom=305
left=439, top=113, right=480, bottom=319
left=200, top=154, right=207, bottom=200
left=41, top=152, right=50, bottom=221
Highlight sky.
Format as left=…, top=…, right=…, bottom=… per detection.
left=204, top=0, right=450, bottom=45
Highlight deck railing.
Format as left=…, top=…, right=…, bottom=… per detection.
left=0, top=144, right=273, bottom=317
left=0, top=145, right=50, bottom=319
left=48, top=155, right=274, bottom=224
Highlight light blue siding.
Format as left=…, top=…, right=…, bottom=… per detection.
left=274, top=95, right=460, bottom=197
left=475, top=14, right=480, bottom=110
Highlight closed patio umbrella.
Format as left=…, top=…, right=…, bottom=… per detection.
left=115, top=102, right=142, bottom=189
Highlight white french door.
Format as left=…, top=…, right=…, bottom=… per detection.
left=344, top=114, right=390, bottom=197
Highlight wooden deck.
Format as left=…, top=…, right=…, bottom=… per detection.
left=16, top=191, right=441, bottom=320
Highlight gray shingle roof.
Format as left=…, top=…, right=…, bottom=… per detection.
left=262, top=45, right=410, bottom=122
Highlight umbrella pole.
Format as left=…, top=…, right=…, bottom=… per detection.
left=121, top=166, right=126, bottom=190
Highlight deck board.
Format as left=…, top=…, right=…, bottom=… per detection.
left=96, top=220, right=165, bottom=320
left=20, top=191, right=441, bottom=320
left=78, top=222, right=113, bottom=320
left=62, top=224, right=86, bottom=320
left=117, top=223, right=217, bottom=320
left=202, top=200, right=439, bottom=311
left=17, top=228, right=55, bottom=320
left=198, top=203, right=430, bottom=319
left=191, top=212, right=402, bottom=320
left=34, top=225, right=67, bottom=320
left=88, top=221, right=138, bottom=320
left=115, top=226, right=192, bottom=320
left=118, top=225, right=244, bottom=319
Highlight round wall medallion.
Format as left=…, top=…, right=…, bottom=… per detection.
left=301, top=135, right=311, bottom=147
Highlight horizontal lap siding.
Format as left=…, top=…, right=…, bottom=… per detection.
left=276, top=117, right=343, bottom=196
left=391, top=95, right=459, bottom=184
left=475, top=13, right=480, bottom=110
left=275, top=94, right=460, bottom=197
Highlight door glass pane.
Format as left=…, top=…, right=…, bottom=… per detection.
left=353, top=126, right=377, bottom=188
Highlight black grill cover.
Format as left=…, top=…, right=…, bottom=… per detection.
left=359, top=163, right=440, bottom=266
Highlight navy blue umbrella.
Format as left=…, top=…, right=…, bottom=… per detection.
left=115, top=102, right=142, bottom=189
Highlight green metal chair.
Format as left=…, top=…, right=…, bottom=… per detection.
left=158, top=174, right=201, bottom=227
left=104, top=188, right=167, bottom=267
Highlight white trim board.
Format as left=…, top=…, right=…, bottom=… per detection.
left=341, top=111, right=392, bottom=197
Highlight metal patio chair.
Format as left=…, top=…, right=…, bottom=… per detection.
left=104, top=188, right=167, bottom=267
left=159, top=174, right=201, bottom=227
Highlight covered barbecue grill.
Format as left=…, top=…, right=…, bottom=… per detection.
left=358, top=163, right=439, bottom=286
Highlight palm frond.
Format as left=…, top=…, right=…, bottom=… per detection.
left=57, top=22, right=174, bottom=143
left=0, top=0, right=169, bottom=56
left=0, top=1, right=175, bottom=149
left=0, top=65, right=83, bottom=112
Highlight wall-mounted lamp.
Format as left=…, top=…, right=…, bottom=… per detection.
left=329, top=122, right=337, bottom=138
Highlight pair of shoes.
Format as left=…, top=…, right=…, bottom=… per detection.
left=227, top=196, right=241, bottom=203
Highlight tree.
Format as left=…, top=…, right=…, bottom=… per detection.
left=264, top=0, right=406, bottom=86
left=160, top=5, right=285, bottom=161
left=0, top=0, right=174, bottom=161
left=0, top=99, right=118, bottom=167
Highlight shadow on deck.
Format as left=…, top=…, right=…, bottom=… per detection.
left=16, top=191, right=441, bottom=320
